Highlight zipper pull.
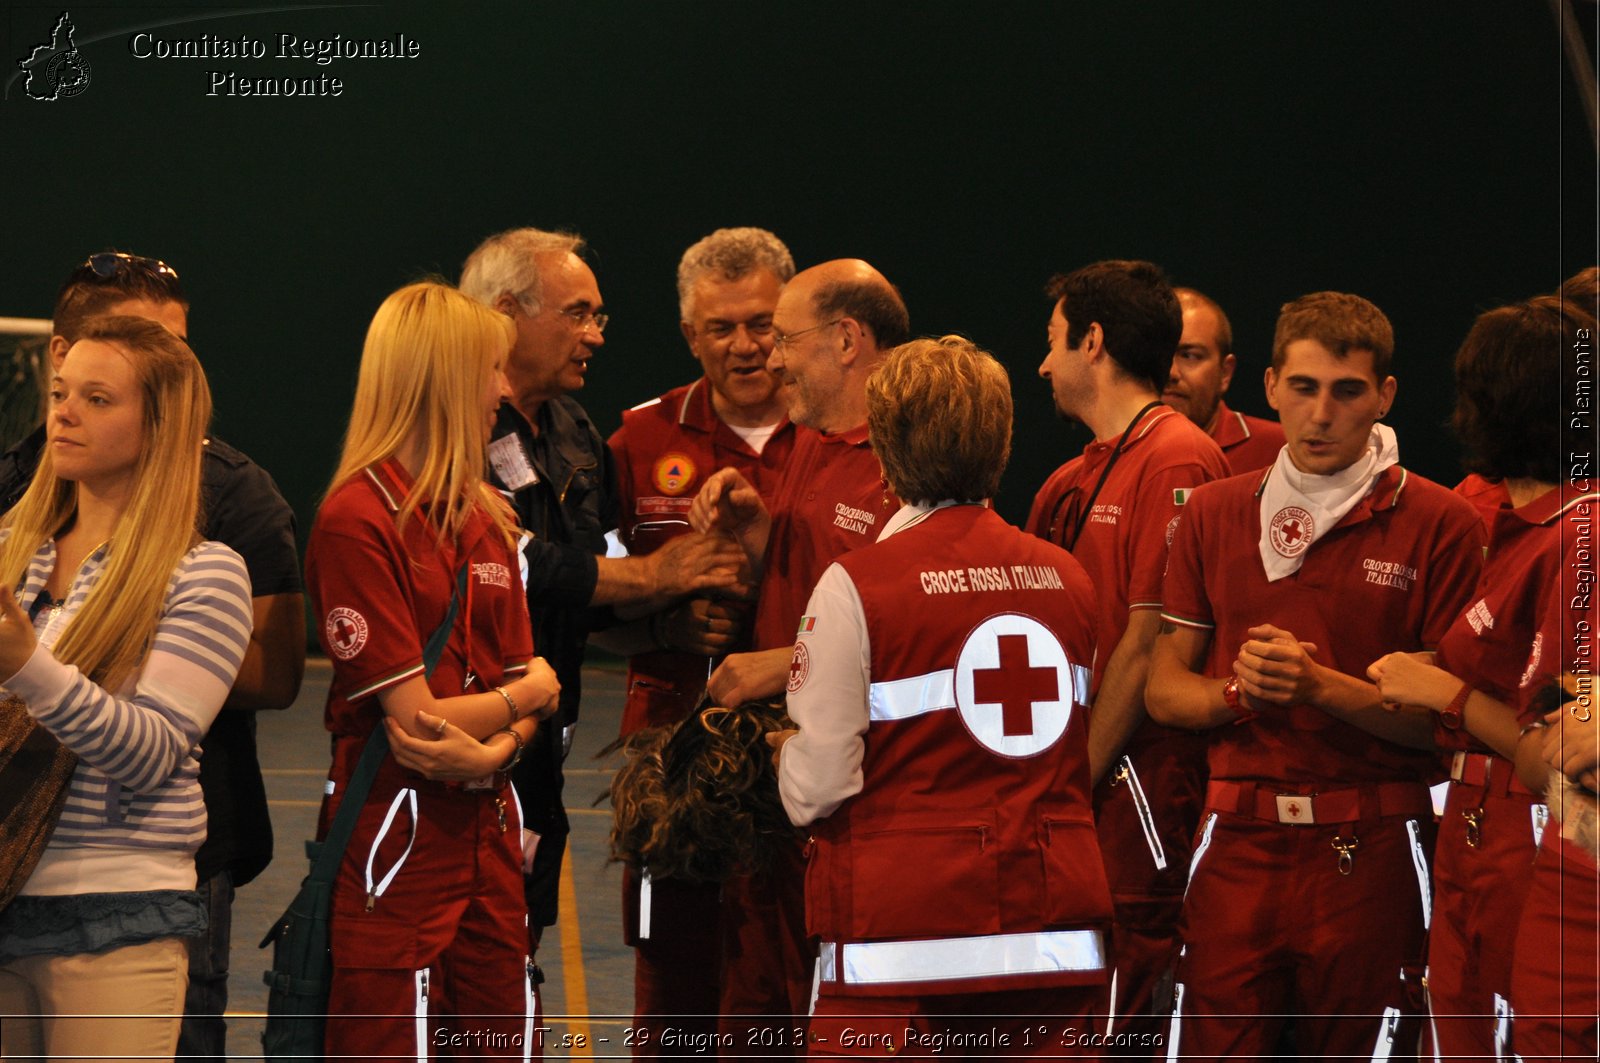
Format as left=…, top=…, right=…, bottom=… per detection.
left=495, top=797, right=508, bottom=833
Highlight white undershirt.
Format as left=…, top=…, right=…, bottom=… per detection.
left=729, top=420, right=781, bottom=455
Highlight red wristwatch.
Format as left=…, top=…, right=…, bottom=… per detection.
left=1439, top=681, right=1471, bottom=730
left=1224, top=676, right=1257, bottom=725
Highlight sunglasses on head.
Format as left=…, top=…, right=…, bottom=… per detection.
left=68, top=252, right=184, bottom=296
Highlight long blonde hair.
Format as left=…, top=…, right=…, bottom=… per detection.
left=328, top=282, right=517, bottom=546
left=0, top=316, right=211, bottom=690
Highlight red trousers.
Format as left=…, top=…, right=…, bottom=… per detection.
left=1091, top=729, right=1206, bottom=1056
left=1510, top=833, right=1599, bottom=1062
left=717, top=841, right=816, bottom=1058
left=808, top=985, right=1108, bottom=1059
left=1171, top=808, right=1432, bottom=1060
left=622, top=864, right=724, bottom=1056
left=1425, top=772, right=1541, bottom=1061
left=324, top=757, right=535, bottom=1061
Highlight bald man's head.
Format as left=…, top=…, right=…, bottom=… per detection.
left=769, top=259, right=909, bottom=432
left=793, top=259, right=910, bottom=352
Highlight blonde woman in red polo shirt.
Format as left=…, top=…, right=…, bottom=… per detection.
left=306, top=282, right=559, bottom=1059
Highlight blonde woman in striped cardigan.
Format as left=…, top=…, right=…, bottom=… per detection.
left=0, top=315, right=252, bottom=1063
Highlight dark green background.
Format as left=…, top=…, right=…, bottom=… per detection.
left=3, top=2, right=1594, bottom=543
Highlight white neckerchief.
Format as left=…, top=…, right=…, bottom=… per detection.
left=1257, top=424, right=1398, bottom=581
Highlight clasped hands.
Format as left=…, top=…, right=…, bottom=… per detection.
left=384, top=658, right=560, bottom=781
left=1230, top=623, right=1323, bottom=712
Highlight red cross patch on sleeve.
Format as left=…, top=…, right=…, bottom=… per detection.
left=325, top=607, right=369, bottom=660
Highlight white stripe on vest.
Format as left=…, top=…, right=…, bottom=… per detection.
left=868, top=665, right=1092, bottom=722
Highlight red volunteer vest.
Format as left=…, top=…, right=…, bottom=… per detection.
left=808, top=505, right=1113, bottom=996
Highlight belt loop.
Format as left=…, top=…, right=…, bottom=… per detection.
left=1359, top=787, right=1384, bottom=822
left=1235, top=781, right=1257, bottom=816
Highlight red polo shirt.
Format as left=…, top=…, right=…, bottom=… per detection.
left=1162, top=465, right=1485, bottom=786
left=1025, top=405, right=1228, bottom=693
left=308, top=460, right=533, bottom=739
left=1517, top=492, right=1600, bottom=723
left=609, top=378, right=796, bottom=732
left=1456, top=473, right=1514, bottom=528
left=1209, top=400, right=1286, bottom=476
left=751, top=424, right=897, bottom=652
left=1434, top=486, right=1596, bottom=751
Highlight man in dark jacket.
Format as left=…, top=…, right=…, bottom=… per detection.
left=459, top=228, right=741, bottom=950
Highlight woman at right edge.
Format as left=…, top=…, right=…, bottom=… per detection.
left=1368, top=293, right=1597, bottom=1060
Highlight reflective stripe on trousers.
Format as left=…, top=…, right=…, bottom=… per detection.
left=817, top=928, right=1104, bottom=987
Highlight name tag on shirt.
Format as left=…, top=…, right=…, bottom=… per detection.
left=489, top=435, right=539, bottom=491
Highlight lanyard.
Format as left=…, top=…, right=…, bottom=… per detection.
left=1060, top=401, right=1164, bottom=552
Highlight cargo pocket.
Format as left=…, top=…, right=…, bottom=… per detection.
left=849, top=811, right=998, bottom=939
left=803, top=835, right=833, bottom=940
left=361, top=788, right=418, bottom=910
left=1040, top=805, right=1110, bottom=924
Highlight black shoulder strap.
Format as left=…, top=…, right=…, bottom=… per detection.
left=306, top=559, right=471, bottom=885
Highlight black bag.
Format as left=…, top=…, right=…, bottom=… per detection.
left=260, top=561, right=468, bottom=1061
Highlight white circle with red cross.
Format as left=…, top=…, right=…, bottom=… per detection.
left=953, top=613, right=1077, bottom=758
left=324, top=607, right=368, bottom=660
left=1268, top=506, right=1314, bottom=558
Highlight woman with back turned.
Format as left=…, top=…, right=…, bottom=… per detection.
left=769, top=335, right=1114, bottom=1057
left=1367, top=293, right=1598, bottom=1060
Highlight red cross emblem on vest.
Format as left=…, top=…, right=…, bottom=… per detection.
left=953, top=613, right=1082, bottom=758
left=972, top=634, right=1059, bottom=737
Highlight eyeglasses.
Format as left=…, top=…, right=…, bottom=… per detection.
left=66, top=252, right=185, bottom=297
left=772, top=318, right=843, bottom=351
left=558, top=306, right=609, bottom=334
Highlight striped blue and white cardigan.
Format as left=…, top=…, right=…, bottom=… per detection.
left=7, top=535, right=253, bottom=894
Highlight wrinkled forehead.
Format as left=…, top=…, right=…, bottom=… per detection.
left=535, top=251, right=602, bottom=308
left=688, top=268, right=782, bottom=322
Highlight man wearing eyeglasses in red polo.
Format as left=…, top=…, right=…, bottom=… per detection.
left=458, top=229, right=745, bottom=978
left=689, top=258, right=910, bottom=1052
left=0, top=250, right=306, bottom=1063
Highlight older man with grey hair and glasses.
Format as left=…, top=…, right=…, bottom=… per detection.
left=459, top=228, right=744, bottom=984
